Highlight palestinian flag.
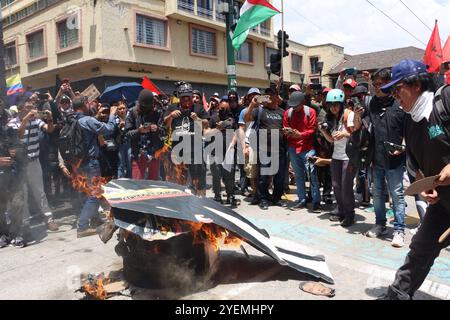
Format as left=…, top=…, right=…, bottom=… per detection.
left=232, top=0, right=280, bottom=50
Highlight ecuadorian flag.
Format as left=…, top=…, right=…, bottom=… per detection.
left=6, top=74, right=24, bottom=96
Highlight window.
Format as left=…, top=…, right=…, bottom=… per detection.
left=260, top=20, right=270, bottom=36
left=4, top=42, right=17, bottom=67
left=178, top=0, right=194, bottom=12
left=198, top=0, right=213, bottom=18
left=291, top=54, right=302, bottom=73
left=57, top=18, right=80, bottom=50
left=266, top=47, right=278, bottom=65
left=191, top=27, right=216, bottom=56
left=236, top=41, right=253, bottom=63
left=26, top=30, right=45, bottom=60
left=310, top=57, right=319, bottom=74
left=216, top=0, right=226, bottom=22
left=136, top=14, right=167, bottom=48
left=0, top=0, right=15, bottom=8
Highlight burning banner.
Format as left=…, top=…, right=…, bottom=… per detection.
left=102, top=180, right=335, bottom=285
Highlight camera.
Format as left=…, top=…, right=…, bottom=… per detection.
left=350, top=97, right=364, bottom=111
left=256, top=95, right=271, bottom=104
left=319, top=122, right=329, bottom=131
left=307, top=156, right=317, bottom=164
left=384, top=141, right=405, bottom=154
left=36, top=111, right=48, bottom=119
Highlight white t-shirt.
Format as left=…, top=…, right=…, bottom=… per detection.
left=332, top=115, right=352, bottom=161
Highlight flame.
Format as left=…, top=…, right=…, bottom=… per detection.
left=81, top=274, right=109, bottom=300
left=183, top=221, right=242, bottom=251
left=70, top=163, right=111, bottom=199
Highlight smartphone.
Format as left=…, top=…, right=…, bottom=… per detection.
left=444, top=61, right=450, bottom=70
left=283, top=127, right=293, bottom=134
left=62, top=79, right=70, bottom=84
left=38, top=93, right=49, bottom=100
left=346, top=68, right=357, bottom=75
left=256, top=95, right=270, bottom=104
left=308, top=156, right=318, bottom=164
left=36, top=111, right=47, bottom=119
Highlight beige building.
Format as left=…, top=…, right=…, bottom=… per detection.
left=2, top=0, right=345, bottom=96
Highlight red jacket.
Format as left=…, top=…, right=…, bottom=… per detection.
left=283, top=106, right=317, bottom=154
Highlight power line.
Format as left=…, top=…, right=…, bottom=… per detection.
left=398, top=0, right=432, bottom=32
left=285, top=3, right=359, bottom=52
left=365, top=0, right=427, bottom=46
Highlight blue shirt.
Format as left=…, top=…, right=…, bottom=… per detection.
left=76, top=113, right=117, bottom=158
left=238, top=107, right=248, bottom=126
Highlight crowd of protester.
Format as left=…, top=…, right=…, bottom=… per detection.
left=0, top=59, right=448, bottom=268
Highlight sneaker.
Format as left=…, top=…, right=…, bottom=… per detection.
left=10, top=236, right=26, bottom=248
left=329, top=215, right=344, bottom=222
left=312, top=203, right=321, bottom=213
left=410, top=226, right=419, bottom=235
left=259, top=200, right=269, bottom=211
left=47, top=220, right=59, bottom=232
left=391, top=232, right=405, bottom=248
left=365, top=225, right=388, bottom=238
left=77, top=228, right=98, bottom=239
left=226, top=196, right=239, bottom=207
left=250, top=197, right=259, bottom=205
left=340, top=218, right=355, bottom=227
left=289, top=201, right=306, bottom=211
left=213, top=195, right=223, bottom=204
left=0, top=235, right=9, bottom=248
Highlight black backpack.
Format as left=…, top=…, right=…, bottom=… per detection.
left=58, top=115, right=87, bottom=165
left=346, top=116, right=373, bottom=168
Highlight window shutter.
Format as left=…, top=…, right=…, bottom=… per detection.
left=136, top=15, right=167, bottom=47
left=192, top=28, right=216, bottom=56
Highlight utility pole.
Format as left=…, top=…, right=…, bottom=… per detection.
left=225, top=0, right=237, bottom=92
left=0, top=11, right=7, bottom=103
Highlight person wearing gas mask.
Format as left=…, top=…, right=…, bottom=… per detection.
left=164, top=82, right=210, bottom=197
left=125, top=90, right=165, bottom=181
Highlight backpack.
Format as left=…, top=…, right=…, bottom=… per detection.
left=346, top=112, right=373, bottom=168
left=434, top=84, right=450, bottom=123
left=58, top=115, right=87, bottom=165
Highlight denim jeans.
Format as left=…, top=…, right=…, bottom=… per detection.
left=257, top=150, right=287, bottom=202
left=288, top=148, right=320, bottom=205
left=78, top=160, right=101, bottom=230
left=117, top=141, right=131, bottom=179
left=373, top=165, right=406, bottom=232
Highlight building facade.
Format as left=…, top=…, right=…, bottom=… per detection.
left=2, top=0, right=345, bottom=97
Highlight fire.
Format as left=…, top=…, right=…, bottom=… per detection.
left=183, top=221, right=242, bottom=251
left=70, top=163, right=110, bottom=198
left=81, top=273, right=110, bottom=300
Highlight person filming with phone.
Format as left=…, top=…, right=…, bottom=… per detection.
left=283, top=92, right=321, bottom=212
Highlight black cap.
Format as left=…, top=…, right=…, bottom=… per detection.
left=72, top=98, right=85, bottom=110
left=352, top=85, right=368, bottom=96
left=178, top=82, right=193, bottom=98
left=288, top=91, right=305, bottom=107
left=265, top=87, right=276, bottom=95
left=192, top=90, right=201, bottom=97
left=138, top=89, right=154, bottom=108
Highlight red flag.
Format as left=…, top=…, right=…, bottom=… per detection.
left=141, top=76, right=161, bottom=95
left=443, top=36, right=450, bottom=61
left=444, top=36, right=450, bottom=84
left=423, top=20, right=443, bottom=73
left=202, top=93, right=209, bottom=111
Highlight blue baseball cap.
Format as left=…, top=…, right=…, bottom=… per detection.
left=381, top=59, right=428, bottom=93
left=247, top=88, right=261, bottom=96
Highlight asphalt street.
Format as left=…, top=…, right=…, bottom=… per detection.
left=0, top=179, right=449, bottom=300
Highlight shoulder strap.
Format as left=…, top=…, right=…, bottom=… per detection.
left=434, top=85, right=450, bottom=122
left=303, top=106, right=311, bottom=121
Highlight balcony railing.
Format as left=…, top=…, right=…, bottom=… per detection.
left=175, top=0, right=271, bottom=38
left=178, top=0, right=194, bottom=13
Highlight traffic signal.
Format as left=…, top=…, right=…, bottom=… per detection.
left=277, top=30, right=289, bottom=57
left=270, top=53, right=282, bottom=76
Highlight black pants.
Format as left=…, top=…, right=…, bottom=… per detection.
left=211, top=163, right=235, bottom=197
left=387, top=202, right=450, bottom=299
left=0, top=184, right=25, bottom=238
left=317, top=165, right=332, bottom=200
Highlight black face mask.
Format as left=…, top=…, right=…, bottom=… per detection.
left=219, top=108, right=230, bottom=120
left=140, top=105, right=155, bottom=115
